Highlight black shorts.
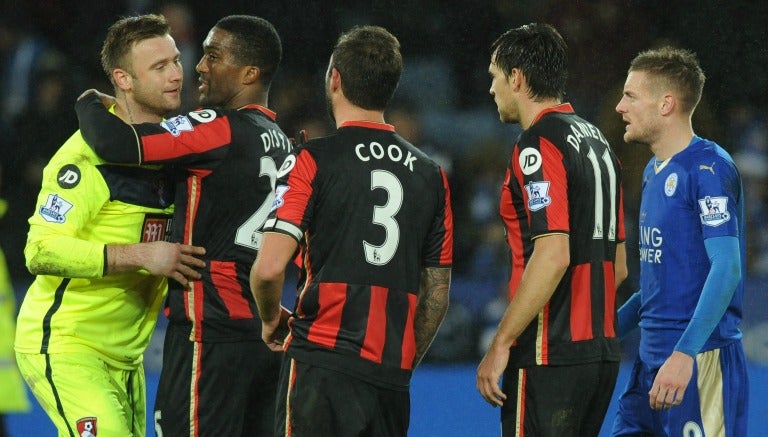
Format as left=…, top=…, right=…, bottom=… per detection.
left=501, top=361, right=619, bottom=437
left=276, top=357, right=410, bottom=437
left=153, top=323, right=282, bottom=437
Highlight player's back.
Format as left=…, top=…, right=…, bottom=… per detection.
left=503, top=106, right=623, bottom=367
left=527, top=111, right=621, bottom=262
left=161, top=106, right=291, bottom=340
left=180, top=107, right=291, bottom=259
left=276, top=121, right=452, bottom=389
left=298, top=122, right=446, bottom=291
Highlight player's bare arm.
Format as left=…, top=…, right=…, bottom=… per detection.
left=106, top=241, right=206, bottom=285
left=615, top=242, right=628, bottom=289
left=649, top=351, right=693, bottom=410
left=250, top=231, right=297, bottom=351
left=476, top=233, right=569, bottom=407
left=413, top=267, right=451, bottom=367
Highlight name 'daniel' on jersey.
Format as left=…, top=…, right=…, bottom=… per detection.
left=565, top=120, right=609, bottom=151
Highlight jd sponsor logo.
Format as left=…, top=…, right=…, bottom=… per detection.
left=57, top=164, right=81, bottom=188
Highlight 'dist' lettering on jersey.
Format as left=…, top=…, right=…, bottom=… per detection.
left=355, top=142, right=417, bottom=172
left=566, top=121, right=609, bottom=151
left=261, top=129, right=292, bottom=153
left=639, top=225, right=663, bottom=264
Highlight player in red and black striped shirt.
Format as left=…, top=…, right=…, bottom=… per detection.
left=251, top=26, right=452, bottom=437
left=477, top=23, right=627, bottom=437
left=76, top=15, right=290, bottom=437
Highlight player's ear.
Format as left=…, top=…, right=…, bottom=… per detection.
left=509, top=68, right=524, bottom=92
left=113, top=68, right=132, bottom=92
left=242, top=65, right=260, bottom=85
left=659, top=93, right=675, bottom=116
left=328, top=67, right=342, bottom=92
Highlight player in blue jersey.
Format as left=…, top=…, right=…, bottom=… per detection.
left=613, top=46, right=748, bottom=436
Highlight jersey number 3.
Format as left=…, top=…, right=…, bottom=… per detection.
left=364, top=169, right=403, bottom=266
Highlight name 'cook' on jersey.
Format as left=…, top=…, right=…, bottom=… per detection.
left=265, top=121, right=453, bottom=389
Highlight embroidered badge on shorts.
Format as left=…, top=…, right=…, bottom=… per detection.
left=77, top=417, right=98, bottom=436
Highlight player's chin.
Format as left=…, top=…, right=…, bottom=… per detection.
left=163, top=96, right=182, bottom=112
left=622, top=130, right=638, bottom=144
left=498, top=111, right=515, bottom=124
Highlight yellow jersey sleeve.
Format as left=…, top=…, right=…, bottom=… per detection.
left=24, top=132, right=109, bottom=278
left=15, top=130, right=175, bottom=367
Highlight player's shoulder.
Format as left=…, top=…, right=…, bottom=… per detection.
left=300, top=130, right=341, bottom=152
left=180, top=105, right=275, bottom=128
left=684, top=137, right=738, bottom=175
left=50, top=130, right=100, bottom=167
left=39, top=133, right=106, bottom=197
left=522, top=111, right=603, bottom=147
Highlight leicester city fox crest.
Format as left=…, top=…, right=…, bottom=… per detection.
left=664, top=173, right=678, bottom=196
left=698, top=196, right=730, bottom=226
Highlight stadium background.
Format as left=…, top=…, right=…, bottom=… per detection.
left=1, top=1, right=766, bottom=435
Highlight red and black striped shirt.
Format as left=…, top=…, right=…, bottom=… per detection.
left=265, top=121, right=453, bottom=389
left=76, top=96, right=292, bottom=341
left=500, top=103, right=624, bottom=367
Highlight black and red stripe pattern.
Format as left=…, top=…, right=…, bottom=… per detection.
left=75, top=96, right=293, bottom=342
left=500, top=104, right=623, bottom=367
left=266, top=122, right=453, bottom=389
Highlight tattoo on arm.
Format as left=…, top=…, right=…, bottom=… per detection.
left=413, top=267, right=451, bottom=368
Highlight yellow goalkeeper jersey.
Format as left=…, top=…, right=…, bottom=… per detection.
left=15, top=128, right=174, bottom=369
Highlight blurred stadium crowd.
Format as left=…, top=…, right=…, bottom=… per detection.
left=1, top=0, right=766, bottom=365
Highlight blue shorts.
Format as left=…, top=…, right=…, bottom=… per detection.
left=612, top=341, right=748, bottom=436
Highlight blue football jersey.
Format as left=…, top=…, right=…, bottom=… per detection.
left=637, top=136, right=745, bottom=366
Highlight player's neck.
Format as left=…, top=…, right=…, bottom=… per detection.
left=520, top=98, right=561, bottom=130
left=332, top=100, right=385, bottom=127
left=113, top=96, right=164, bottom=124
left=652, top=122, right=695, bottom=161
left=225, top=89, right=269, bottom=110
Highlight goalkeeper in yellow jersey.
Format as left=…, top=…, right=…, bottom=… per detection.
left=14, top=15, right=204, bottom=437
